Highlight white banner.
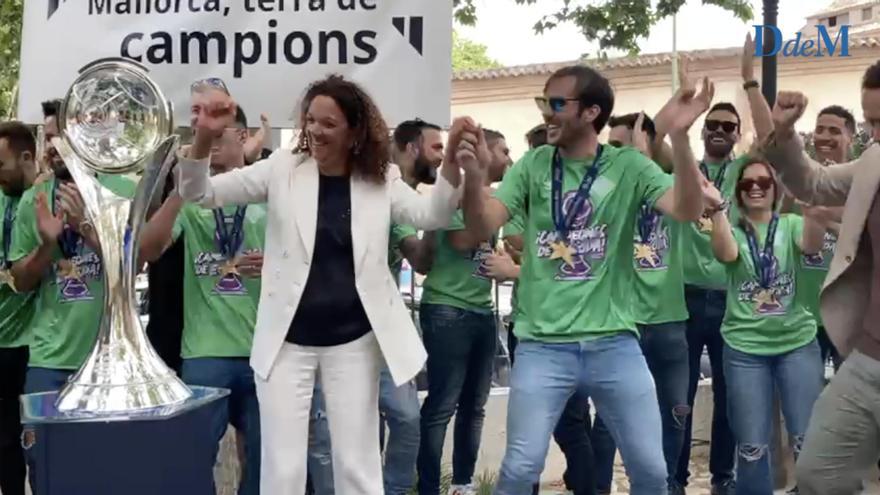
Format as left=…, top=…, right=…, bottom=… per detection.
left=19, top=0, right=452, bottom=128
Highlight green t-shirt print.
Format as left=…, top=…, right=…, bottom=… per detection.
left=8, top=175, right=136, bottom=369
left=421, top=211, right=494, bottom=311
left=632, top=205, right=688, bottom=325
left=0, top=192, right=34, bottom=348
left=388, top=223, right=418, bottom=285
left=676, top=155, right=752, bottom=290
left=172, top=203, right=267, bottom=359
left=721, top=214, right=817, bottom=356
left=494, top=145, right=673, bottom=343
left=797, top=228, right=837, bottom=327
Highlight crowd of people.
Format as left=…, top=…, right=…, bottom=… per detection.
left=1, top=32, right=880, bottom=495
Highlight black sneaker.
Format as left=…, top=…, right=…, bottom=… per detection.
left=710, top=480, right=736, bottom=495
left=785, top=486, right=799, bottom=494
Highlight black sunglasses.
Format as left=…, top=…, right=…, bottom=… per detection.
left=737, top=176, right=775, bottom=192
left=705, top=120, right=738, bottom=133
left=535, top=96, right=580, bottom=114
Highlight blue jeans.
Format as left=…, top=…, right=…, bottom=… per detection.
left=306, top=381, right=335, bottom=495
left=418, top=303, right=496, bottom=495
left=509, top=324, right=595, bottom=495
left=723, top=340, right=823, bottom=495
left=22, top=367, right=74, bottom=494
left=495, top=333, right=666, bottom=495
left=593, top=322, right=690, bottom=491
left=379, top=366, right=420, bottom=495
left=676, top=286, right=735, bottom=487
left=182, top=358, right=261, bottom=495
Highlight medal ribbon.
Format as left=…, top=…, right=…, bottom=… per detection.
left=52, top=179, right=83, bottom=260
left=213, top=206, right=248, bottom=259
left=637, top=202, right=658, bottom=244
left=551, top=145, right=604, bottom=243
left=743, top=214, right=779, bottom=289
left=1, top=197, right=17, bottom=269
left=700, top=161, right=728, bottom=190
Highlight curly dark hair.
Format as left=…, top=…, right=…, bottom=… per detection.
left=295, top=75, right=390, bottom=183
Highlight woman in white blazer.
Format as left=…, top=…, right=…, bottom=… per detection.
left=176, top=75, right=484, bottom=494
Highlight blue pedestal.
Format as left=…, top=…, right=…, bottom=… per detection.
left=21, top=386, right=229, bottom=495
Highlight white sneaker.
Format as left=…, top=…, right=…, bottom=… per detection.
left=448, top=484, right=476, bottom=495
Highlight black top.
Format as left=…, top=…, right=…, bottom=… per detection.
left=287, top=174, right=372, bottom=346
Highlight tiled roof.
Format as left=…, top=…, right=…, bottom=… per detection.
left=453, top=34, right=880, bottom=81
left=808, top=0, right=877, bottom=18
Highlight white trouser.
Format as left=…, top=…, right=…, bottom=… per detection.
left=256, top=332, right=384, bottom=495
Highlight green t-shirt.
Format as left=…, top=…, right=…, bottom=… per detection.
left=721, top=214, right=817, bottom=355
left=421, top=210, right=494, bottom=311
left=9, top=175, right=135, bottom=369
left=503, top=215, right=526, bottom=323
left=676, top=156, right=751, bottom=290
left=172, top=203, right=267, bottom=359
left=388, top=223, right=418, bottom=285
left=0, top=193, right=35, bottom=348
left=796, top=226, right=837, bottom=328
left=495, top=145, right=673, bottom=342
left=632, top=207, right=688, bottom=325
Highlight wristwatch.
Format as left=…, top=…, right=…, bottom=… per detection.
left=708, top=200, right=730, bottom=216
left=79, top=219, right=94, bottom=234
left=743, top=80, right=760, bottom=90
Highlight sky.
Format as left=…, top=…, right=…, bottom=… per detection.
left=459, top=0, right=834, bottom=66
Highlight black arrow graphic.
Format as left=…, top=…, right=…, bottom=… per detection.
left=392, top=16, right=424, bottom=56
left=48, top=0, right=66, bottom=20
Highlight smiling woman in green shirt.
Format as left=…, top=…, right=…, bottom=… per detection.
left=709, top=158, right=825, bottom=495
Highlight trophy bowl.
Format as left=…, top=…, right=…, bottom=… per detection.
left=53, top=58, right=192, bottom=414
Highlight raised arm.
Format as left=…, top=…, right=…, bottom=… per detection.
left=742, top=33, right=774, bottom=143
left=178, top=93, right=274, bottom=208
left=762, top=91, right=858, bottom=207
left=710, top=207, right=739, bottom=263
left=654, top=75, right=716, bottom=221
left=138, top=194, right=183, bottom=265
left=800, top=208, right=826, bottom=255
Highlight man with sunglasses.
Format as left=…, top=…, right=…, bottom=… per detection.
left=460, top=64, right=717, bottom=494
left=140, top=104, right=265, bottom=495
left=667, top=100, right=751, bottom=495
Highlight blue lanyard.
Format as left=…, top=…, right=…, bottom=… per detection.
left=700, top=161, right=728, bottom=190
left=743, top=214, right=779, bottom=288
left=551, top=145, right=603, bottom=242
left=637, top=202, right=658, bottom=244
left=213, top=206, right=248, bottom=258
left=51, top=179, right=83, bottom=259
left=1, top=197, right=17, bottom=268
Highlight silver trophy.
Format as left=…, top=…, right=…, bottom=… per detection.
left=52, top=58, right=192, bottom=414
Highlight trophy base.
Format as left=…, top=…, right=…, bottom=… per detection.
left=21, top=386, right=227, bottom=495
left=55, top=371, right=193, bottom=415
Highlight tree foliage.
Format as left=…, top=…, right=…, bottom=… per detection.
left=452, top=31, right=501, bottom=72
left=453, top=0, right=753, bottom=56
left=0, top=0, right=22, bottom=119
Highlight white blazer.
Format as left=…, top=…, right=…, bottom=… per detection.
left=176, top=149, right=461, bottom=385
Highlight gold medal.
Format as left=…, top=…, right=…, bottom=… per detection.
left=220, top=257, right=240, bottom=277
left=754, top=288, right=776, bottom=309
left=58, top=258, right=81, bottom=280
left=634, top=243, right=659, bottom=268
left=549, top=240, right=576, bottom=268
left=698, top=216, right=714, bottom=233
left=0, top=269, right=15, bottom=290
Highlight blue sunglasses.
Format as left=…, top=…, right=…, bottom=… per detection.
left=535, top=96, right=580, bottom=114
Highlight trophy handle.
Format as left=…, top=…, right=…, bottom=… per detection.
left=127, top=136, right=179, bottom=285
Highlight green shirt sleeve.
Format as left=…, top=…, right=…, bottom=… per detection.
left=9, top=186, right=42, bottom=263
left=390, top=223, right=418, bottom=247
left=446, top=210, right=465, bottom=232
left=629, top=149, right=674, bottom=208
left=494, top=151, right=533, bottom=220
left=503, top=214, right=525, bottom=238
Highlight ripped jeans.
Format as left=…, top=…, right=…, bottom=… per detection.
left=723, top=339, right=823, bottom=495
left=592, top=322, right=690, bottom=491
